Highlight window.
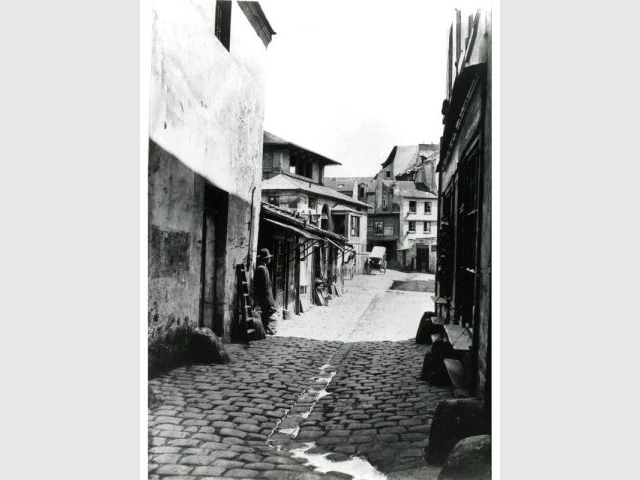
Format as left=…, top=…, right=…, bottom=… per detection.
left=423, top=221, right=431, bottom=233
left=288, top=198, right=297, bottom=209
left=424, top=202, right=431, bottom=214
left=308, top=197, right=317, bottom=210
left=263, top=150, right=274, bottom=171
left=408, top=221, right=416, bottom=233
left=359, top=186, right=365, bottom=198
left=409, top=201, right=417, bottom=213
left=350, top=216, right=360, bottom=237
left=386, top=170, right=391, bottom=178
left=289, top=158, right=297, bottom=174
left=268, top=196, right=278, bottom=206
left=214, top=1, right=232, bottom=51
left=384, top=226, right=394, bottom=236
left=338, top=184, right=344, bottom=189
left=374, top=221, right=383, bottom=234
left=382, top=198, right=387, bottom=209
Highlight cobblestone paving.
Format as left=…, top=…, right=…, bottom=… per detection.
left=149, top=337, right=347, bottom=479
left=149, top=270, right=454, bottom=479
left=295, top=341, right=452, bottom=474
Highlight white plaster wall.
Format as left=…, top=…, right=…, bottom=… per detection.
left=399, top=197, right=438, bottom=248
left=149, top=0, right=266, bottom=204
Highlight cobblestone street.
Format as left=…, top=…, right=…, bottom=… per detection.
left=149, top=270, right=454, bottom=479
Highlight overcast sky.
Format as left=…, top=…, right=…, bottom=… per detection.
left=260, top=0, right=483, bottom=177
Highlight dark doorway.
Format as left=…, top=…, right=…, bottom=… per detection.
left=455, top=142, right=480, bottom=327
left=272, top=237, right=286, bottom=309
left=321, top=205, right=330, bottom=231
left=285, top=238, right=296, bottom=313
left=200, top=182, right=228, bottom=337
left=417, top=245, right=429, bottom=272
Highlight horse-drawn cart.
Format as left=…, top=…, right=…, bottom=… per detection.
left=366, top=246, right=387, bottom=274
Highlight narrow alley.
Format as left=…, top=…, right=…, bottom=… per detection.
left=148, top=269, right=454, bottom=480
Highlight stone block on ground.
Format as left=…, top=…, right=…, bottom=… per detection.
left=420, top=340, right=454, bottom=385
left=415, top=312, right=438, bottom=344
left=425, top=399, right=490, bottom=466
left=250, top=319, right=266, bottom=341
left=437, top=435, right=491, bottom=480
left=188, top=327, right=231, bottom=364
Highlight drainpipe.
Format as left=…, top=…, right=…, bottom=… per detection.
left=247, top=185, right=257, bottom=270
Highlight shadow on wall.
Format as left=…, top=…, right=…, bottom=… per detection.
left=148, top=139, right=256, bottom=376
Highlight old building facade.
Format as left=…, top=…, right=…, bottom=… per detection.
left=258, top=203, right=351, bottom=317
left=261, top=132, right=370, bottom=274
left=148, top=0, right=275, bottom=342
left=435, top=8, right=492, bottom=403
left=364, top=144, right=440, bottom=271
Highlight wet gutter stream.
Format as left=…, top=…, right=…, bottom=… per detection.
left=266, top=347, right=387, bottom=480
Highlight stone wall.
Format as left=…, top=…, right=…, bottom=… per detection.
left=148, top=0, right=268, bottom=344
left=148, top=142, right=205, bottom=332
left=149, top=0, right=265, bottom=205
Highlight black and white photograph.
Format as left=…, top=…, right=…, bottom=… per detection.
left=146, top=1, right=493, bottom=478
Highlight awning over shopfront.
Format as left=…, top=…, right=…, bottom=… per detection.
left=263, top=218, right=322, bottom=242
left=324, top=237, right=344, bottom=251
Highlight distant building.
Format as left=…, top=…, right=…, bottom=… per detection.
left=148, top=0, right=275, bottom=343
left=396, top=183, right=438, bottom=272
left=367, top=144, right=440, bottom=272
left=323, top=177, right=372, bottom=204
left=261, top=132, right=370, bottom=274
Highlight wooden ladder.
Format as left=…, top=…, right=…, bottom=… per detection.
left=236, top=264, right=255, bottom=342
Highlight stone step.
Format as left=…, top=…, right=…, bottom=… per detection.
left=442, top=325, right=473, bottom=351
left=443, top=358, right=471, bottom=398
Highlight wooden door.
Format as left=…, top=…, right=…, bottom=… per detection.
left=272, top=237, right=286, bottom=309
left=285, top=238, right=296, bottom=313
left=199, top=182, right=228, bottom=336
left=200, top=196, right=216, bottom=329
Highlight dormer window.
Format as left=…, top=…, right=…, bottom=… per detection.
left=289, top=155, right=314, bottom=180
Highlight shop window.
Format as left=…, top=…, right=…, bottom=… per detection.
left=374, top=221, right=383, bottom=234
left=214, top=1, right=232, bottom=51
left=268, top=196, right=278, bottom=206
left=409, top=201, right=417, bottom=213
left=408, top=221, right=416, bottom=233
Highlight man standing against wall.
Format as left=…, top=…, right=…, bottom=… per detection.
left=254, top=248, right=278, bottom=335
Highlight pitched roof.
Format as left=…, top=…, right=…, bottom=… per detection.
left=392, top=146, right=421, bottom=175
left=331, top=204, right=364, bottom=214
left=398, top=150, right=439, bottom=177
left=262, top=174, right=371, bottom=209
left=394, top=181, right=437, bottom=199
left=263, top=131, right=341, bottom=165
left=380, top=144, right=440, bottom=178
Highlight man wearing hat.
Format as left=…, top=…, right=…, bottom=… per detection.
left=254, top=248, right=278, bottom=335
